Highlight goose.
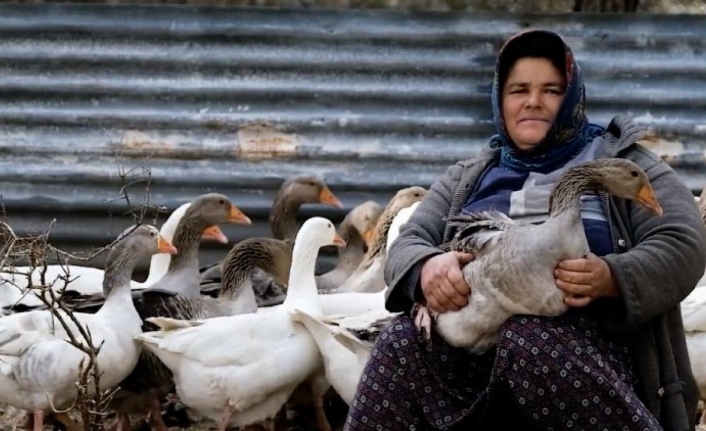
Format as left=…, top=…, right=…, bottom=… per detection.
left=64, top=193, right=252, bottom=431
left=680, top=185, right=706, bottom=424
left=682, top=286, right=706, bottom=425
left=289, top=307, right=398, bottom=405
left=0, top=224, right=177, bottom=431
left=283, top=201, right=422, bottom=407
left=386, top=200, right=420, bottom=253
left=259, top=195, right=426, bottom=320
left=413, top=158, right=663, bottom=353
left=107, top=238, right=292, bottom=431
left=334, top=186, right=427, bottom=294
left=0, top=202, right=192, bottom=315
left=44, top=194, right=251, bottom=315
left=315, top=201, right=382, bottom=293
left=134, top=216, right=345, bottom=431
left=199, top=174, right=343, bottom=307
left=197, top=237, right=294, bottom=315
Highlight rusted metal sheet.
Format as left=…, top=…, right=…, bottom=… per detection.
left=0, top=4, right=704, bottom=273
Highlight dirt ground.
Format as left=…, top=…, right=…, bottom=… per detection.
left=0, top=390, right=351, bottom=431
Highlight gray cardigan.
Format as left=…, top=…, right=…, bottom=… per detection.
left=383, top=115, right=706, bottom=431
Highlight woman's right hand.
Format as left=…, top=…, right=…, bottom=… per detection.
left=420, top=251, right=474, bottom=313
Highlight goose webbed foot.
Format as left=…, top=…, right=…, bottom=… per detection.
left=412, top=303, right=432, bottom=342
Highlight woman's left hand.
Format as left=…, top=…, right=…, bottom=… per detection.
left=554, top=252, right=621, bottom=307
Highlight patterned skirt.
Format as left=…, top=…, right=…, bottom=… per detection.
left=343, top=310, right=663, bottom=431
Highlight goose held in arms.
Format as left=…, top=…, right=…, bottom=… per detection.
left=414, top=158, right=663, bottom=354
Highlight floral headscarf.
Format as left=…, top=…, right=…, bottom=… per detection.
left=488, top=29, right=606, bottom=174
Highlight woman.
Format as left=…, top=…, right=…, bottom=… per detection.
left=343, top=29, right=706, bottom=431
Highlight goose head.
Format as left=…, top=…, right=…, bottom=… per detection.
left=114, top=224, right=178, bottom=258
left=347, top=201, right=383, bottom=247
left=295, top=217, right=347, bottom=253
left=186, top=193, right=252, bottom=244
left=282, top=175, right=343, bottom=209
left=102, top=225, right=177, bottom=296
left=589, top=159, right=663, bottom=216
left=364, top=186, right=427, bottom=259
left=389, top=186, right=427, bottom=211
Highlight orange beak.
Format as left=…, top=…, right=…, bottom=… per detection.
left=157, top=235, right=178, bottom=255
left=228, top=206, right=252, bottom=225
left=333, top=232, right=346, bottom=248
left=363, top=228, right=375, bottom=247
left=637, top=184, right=663, bottom=216
left=319, top=186, right=343, bottom=209
left=202, top=225, right=229, bottom=244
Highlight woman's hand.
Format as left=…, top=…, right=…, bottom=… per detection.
left=554, top=252, right=620, bottom=307
left=420, top=251, right=475, bottom=313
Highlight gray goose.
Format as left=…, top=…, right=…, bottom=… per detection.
left=315, top=200, right=383, bottom=293
left=0, top=224, right=177, bottom=431
left=413, top=158, right=663, bottom=354
left=67, top=193, right=251, bottom=431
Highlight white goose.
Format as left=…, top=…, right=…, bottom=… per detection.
left=682, top=288, right=706, bottom=425
left=134, top=216, right=345, bottom=431
left=386, top=200, right=420, bottom=253
left=0, top=224, right=177, bottom=431
left=257, top=191, right=420, bottom=320
left=335, top=186, right=426, bottom=294
left=285, top=202, right=418, bottom=405
left=289, top=307, right=397, bottom=405
left=0, top=202, right=190, bottom=314
left=680, top=186, right=706, bottom=424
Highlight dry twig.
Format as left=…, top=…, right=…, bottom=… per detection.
left=0, top=152, right=159, bottom=430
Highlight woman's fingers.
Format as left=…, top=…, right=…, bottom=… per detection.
left=420, top=251, right=473, bottom=313
left=438, top=277, right=466, bottom=310
left=446, top=266, right=471, bottom=297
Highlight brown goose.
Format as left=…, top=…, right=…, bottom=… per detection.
left=334, top=186, right=428, bottom=293
left=316, top=200, right=383, bottom=293
left=195, top=237, right=294, bottom=314
left=270, top=174, right=343, bottom=241
left=413, top=159, right=663, bottom=354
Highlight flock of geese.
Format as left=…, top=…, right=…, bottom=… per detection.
left=2, top=158, right=706, bottom=430
left=0, top=174, right=426, bottom=431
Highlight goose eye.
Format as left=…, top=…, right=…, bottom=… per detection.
left=219, top=199, right=225, bottom=205
left=630, top=171, right=638, bottom=178
left=328, top=223, right=332, bottom=229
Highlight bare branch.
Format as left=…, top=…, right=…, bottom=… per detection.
left=0, top=146, right=159, bottom=430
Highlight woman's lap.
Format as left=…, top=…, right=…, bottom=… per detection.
left=343, top=311, right=662, bottom=431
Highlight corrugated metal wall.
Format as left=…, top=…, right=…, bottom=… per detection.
left=0, top=4, right=704, bottom=273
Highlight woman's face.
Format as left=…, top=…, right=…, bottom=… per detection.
left=501, top=57, right=567, bottom=151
